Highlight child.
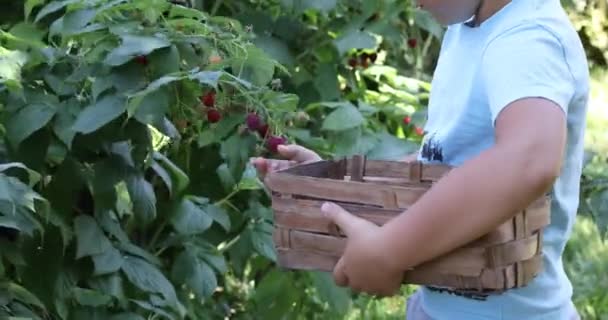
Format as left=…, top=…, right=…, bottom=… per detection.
left=253, top=0, right=589, bottom=319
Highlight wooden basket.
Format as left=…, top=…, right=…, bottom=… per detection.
left=265, top=155, right=550, bottom=294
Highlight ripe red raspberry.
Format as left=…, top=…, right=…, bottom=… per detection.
left=403, top=116, right=412, bottom=125
left=415, top=126, right=424, bottom=136
left=246, top=113, right=261, bottom=130
left=201, top=92, right=215, bottom=107
left=266, top=136, right=287, bottom=153
left=407, top=38, right=418, bottom=49
left=369, top=52, right=378, bottom=63
left=348, top=58, right=358, bottom=68
left=207, top=109, right=221, bottom=123
left=134, top=55, right=148, bottom=66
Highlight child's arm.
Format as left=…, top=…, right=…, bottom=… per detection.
left=322, top=97, right=567, bottom=295
left=377, top=97, right=566, bottom=272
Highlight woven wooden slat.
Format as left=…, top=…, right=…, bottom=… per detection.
left=271, top=197, right=550, bottom=244
left=268, top=155, right=551, bottom=292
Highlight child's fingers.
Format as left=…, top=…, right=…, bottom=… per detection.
left=333, top=257, right=349, bottom=287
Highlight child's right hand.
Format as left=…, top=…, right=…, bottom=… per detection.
left=250, top=144, right=322, bottom=179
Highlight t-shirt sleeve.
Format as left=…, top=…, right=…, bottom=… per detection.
left=480, top=23, right=576, bottom=125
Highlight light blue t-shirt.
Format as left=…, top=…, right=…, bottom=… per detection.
left=415, top=1, right=590, bottom=319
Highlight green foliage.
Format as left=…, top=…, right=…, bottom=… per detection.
left=564, top=0, right=608, bottom=67
left=2, top=1, right=605, bottom=319
left=0, top=0, right=434, bottom=319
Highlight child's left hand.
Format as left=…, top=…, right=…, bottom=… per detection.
left=321, top=202, right=404, bottom=297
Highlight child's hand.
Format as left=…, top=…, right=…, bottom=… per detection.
left=321, top=202, right=404, bottom=297
left=250, top=144, right=321, bottom=179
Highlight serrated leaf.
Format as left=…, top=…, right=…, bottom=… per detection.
left=199, top=249, right=227, bottom=274
left=126, top=174, right=157, bottom=225
left=72, top=287, right=112, bottom=307
left=189, top=71, right=223, bottom=88
left=61, top=8, right=97, bottom=36
left=92, top=246, right=123, bottom=276
left=171, top=198, right=212, bottom=235
left=310, top=271, right=351, bottom=314
left=171, top=251, right=217, bottom=298
left=334, top=29, right=376, bottom=55
left=109, top=313, right=146, bottom=320
left=121, top=255, right=178, bottom=305
left=0, top=162, right=41, bottom=186
left=322, top=103, right=365, bottom=131
left=1, top=282, right=45, bottom=310
left=366, top=131, right=418, bottom=161
left=231, top=44, right=276, bottom=86
left=237, top=163, right=263, bottom=191
left=53, top=99, right=80, bottom=147
left=6, top=103, right=57, bottom=147
left=104, top=35, right=171, bottom=66
left=72, top=95, right=127, bottom=134
left=92, top=77, right=114, bottom=100
left=131, top=86, right=170, bottom=124
left=251, top=222, right=276, bottom=261
left=206, top=204, right=230, bottom=231
left=34, top=0, right=79, bottom=22
left=116, top=242, right=161, bottom=266
left=414, top=10, right=445, bottom=40
left=151, top=161, right=172, bottom=196
left=74, top=215, right=112, bottom=259
left=25, top=0, right=45, bottom=20
left=153, top=152, right=189, bottom=196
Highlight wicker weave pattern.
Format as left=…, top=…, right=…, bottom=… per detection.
left=266, top=156, right=550, bottom=293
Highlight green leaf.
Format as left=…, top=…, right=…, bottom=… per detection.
left=414, top=10, right=445, bottom=40
left=251, top=222, right=276, bottom=261
left=237, top=163, right=263, bottom=191
left=206, top=204, right=230, bottom=232
left=121, top=255, right=178, bottom=305
left=253, top=35, right=295, bottom=67
left=72, top=95, right=127, bottom=134
left=104, top=35, right=172, bottom=66
left=116, top=242, right=161, bottom=266
left=53, top=98, right=80, bottom=147
left=0, top=282, right=45, bottom=310
left=314, top=63, right=340, bottom=101
left=72, top=288, right=112, bottom=307
left=188, top=71, right=223, bottom=89
left=109, top=313, right=146, bottom=320
left=6, top=103, right=57, bottom=147
left=263, top=92, right=299, bottom=112
left=322, top=103, right=365, bottom=131
left=149, top=45, right=180, bottom=77
left=153, top=152, right=189, bottom=197
left=310, top=271, right=352, bottom=314
left=171, top=198, right=213, bottom=235
left=171, top=250, right=217, bottom=298
left=25, top=0, right=45, bottom=20
left=0, top=162, right=41, bottom=187
left=150, top=161, right=172, bottom=196
left=216, top=164, right=235, bottom=191
left=231, top=44, right=277, bottom=86
left=74, top=215, right=112, bottom=259
left=92, top=77, right=115, bottom=100
left=35, top=0, right=79, bottom=22
left=61, top=8, right=97, bottom=36
left=92, top=246, right=123, bottom=276
left=334, top=29, right=376, bottom=56
left=300, top=0, right=338, bottom=12
left=126, top=175, right=157, bottom=225
left=131, top=86, right=170, bottom=124
left=367, top=131, right=418, bottom=161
